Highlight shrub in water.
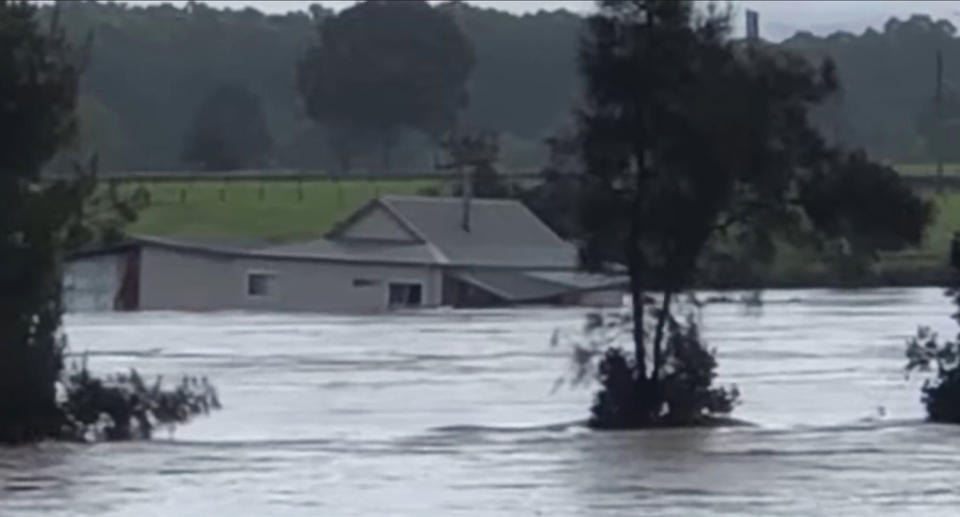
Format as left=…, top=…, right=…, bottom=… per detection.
left=905, top=325, right=960, bottom=424
left=59, top=356, right=221, bottom=441
left=904, top=237, right=960, bottom=424
left=556, top=298, right=739, bottom=429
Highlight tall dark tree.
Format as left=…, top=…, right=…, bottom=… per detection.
left=916, top=91, right=960, bottom=164
left=297, top=0, right=474, bottom=172
left=182, top=84, right=274, bottom=171
left=785, top=15, right=960, bottom=162
left=578, top=0, right=932, bottom=427
left=0, top=0, right=82, bottom=442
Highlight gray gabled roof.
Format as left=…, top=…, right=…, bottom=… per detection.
left=451, top=269, right=628, bottom=303
left=74, top=196, right=584, bottom=271
left=370, top=195, right=578, bottom=269
left=260, top=239, right=447, bottom=265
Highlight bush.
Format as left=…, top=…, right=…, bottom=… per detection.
left=556, top=298, right=739, bottom=429
left=905, top=325, right=960, bottom=423
left=58, top=355, right=221, bottom=441
left=904, top=242, right=960, bottom=424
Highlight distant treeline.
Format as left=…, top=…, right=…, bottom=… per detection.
left=41, top=1, right=960, bottom=174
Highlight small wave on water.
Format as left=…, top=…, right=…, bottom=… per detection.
left=429, top=419, right=588, bottom=435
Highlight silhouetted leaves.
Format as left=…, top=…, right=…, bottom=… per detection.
left=60, top=356, right=220, bottom=441
left=905, top=255, right=960, bottom=424
left=575, top=0, right=930, bottom=428
left=182, top=84, right=274, bottom=171
left=0, top=1, right=212, bottom=443
left=297, top=0, right=474, bottom=171
left=0, top=0, right=82, bottom=443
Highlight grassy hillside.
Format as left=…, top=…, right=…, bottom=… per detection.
left=118, top=176, right=960, bottom=286
left=124, top=179, right=443, bottom=242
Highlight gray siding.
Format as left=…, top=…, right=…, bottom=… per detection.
left=138, top=246, right=441, bottom=313
left=64, top=254, right=121, bottom=312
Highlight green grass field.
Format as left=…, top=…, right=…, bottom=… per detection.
left=115, top=175, right=960, bottom=285
left=896, top=163, right=960, bottom=177
left=122, top=179, right=444, bottom=242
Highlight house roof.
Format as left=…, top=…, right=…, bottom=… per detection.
left=69, top=196, right=590, bottom=272
left=260, top=239, right=447, bottom=265
left=331, top=195, right=578, bottom=269
left=69, top=235, right=441, bottom=268
left=451, top=269, right=628, bottom=303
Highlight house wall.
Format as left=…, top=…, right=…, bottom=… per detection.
left=573, top=289, right=625, bottom=308
left=340, top=206, right=417, bottom=242
left=137, top=245, right=442, bottom=313
left=64, top=254, right=122, bottom=312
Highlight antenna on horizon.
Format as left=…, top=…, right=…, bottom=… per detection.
left=936, top=48, right=944, bottom=193
left=746, top=9, right=759, bottom=42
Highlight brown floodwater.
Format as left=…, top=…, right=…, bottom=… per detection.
left=2, top=288, right=958, bottom=516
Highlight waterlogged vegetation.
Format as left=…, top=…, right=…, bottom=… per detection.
left=60, top=358, right=220, bottom=441
left=0, top=0, right=218, bottom=444
left=555, top=299, right=740, bottom=428
left=904, top=248, right=960, bottom=423
left=572, top=1, right=930, bottom=428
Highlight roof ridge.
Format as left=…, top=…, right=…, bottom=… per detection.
left=325, top=197, right=426, bottom=243
left=380, top=194, right=523, bottom=205
left=376, top=197, right=441, bottom=252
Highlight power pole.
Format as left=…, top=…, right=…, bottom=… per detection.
left=436, top=131, right=499, bottom=233
left=937, top=48, right=944, bottom=193
left=745, top=9, right=759, bottom=42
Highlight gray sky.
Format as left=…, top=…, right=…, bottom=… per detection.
left=116, top=1, right=960, bottom=42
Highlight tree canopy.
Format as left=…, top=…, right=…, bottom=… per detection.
left=25, top=2, right=960, bottom=173
left=0, top=0, right=81, bottom=441
left=784, top=15, right=960, bottom=162
left=297, top=0, right=474, bottom=172
left=577, top=0, right=932, bottom=428
left=182, top=84, right=273, bottom=171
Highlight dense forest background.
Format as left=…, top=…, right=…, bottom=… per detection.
left=41, top=1, right=960, bottom=174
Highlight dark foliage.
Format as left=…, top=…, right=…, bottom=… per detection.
left=904, top=241, right=960, bottom=423
left=520, top=131, right=584, bottom=239
left=798, top=151, right=933, bottom=258
left=557, top=304, right=739, bottom=429
left=60, top=357, right=220, bottom=441
left=0, top=1, right=218, bottom=444
left=521, top=174, right=583, bottom=239
left=905, top=326, right=960, bottom=423
left=784, top=15, right=960, bottom=162
left=38, top=1, right=580, bottom=172
left=450, top=162, right=515, bottom=199
left=33, top=3, right=960, bottom=171
left=297, top=0, right=474, bottom=172
left=182, top=84, right=274, bottom=171
left=42, top=1, right=321, bottom=172
left=0, top=0, right=83, bottom=443
left=442, top=4, right=583, bottom=139
left=576, top=0, right=930, bottom=428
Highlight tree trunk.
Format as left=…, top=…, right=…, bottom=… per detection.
left=651, top=289, right=674, bottom=384
left=628, top=259, right=646, bottom=382
left=380, top=129, right=394, bottom=173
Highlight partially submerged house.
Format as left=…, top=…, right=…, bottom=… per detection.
left=64, top=195, right=626, bottom=313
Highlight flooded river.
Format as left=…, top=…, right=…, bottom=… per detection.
left=3, top=288, right=960, bottom=516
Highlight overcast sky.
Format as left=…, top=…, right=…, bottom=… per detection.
left=117, top=1, right=960, bottom=42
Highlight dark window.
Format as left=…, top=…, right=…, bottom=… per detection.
left=247, top=272, right=275, bottom=297
left=388, top=283, right=422, bottom=307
